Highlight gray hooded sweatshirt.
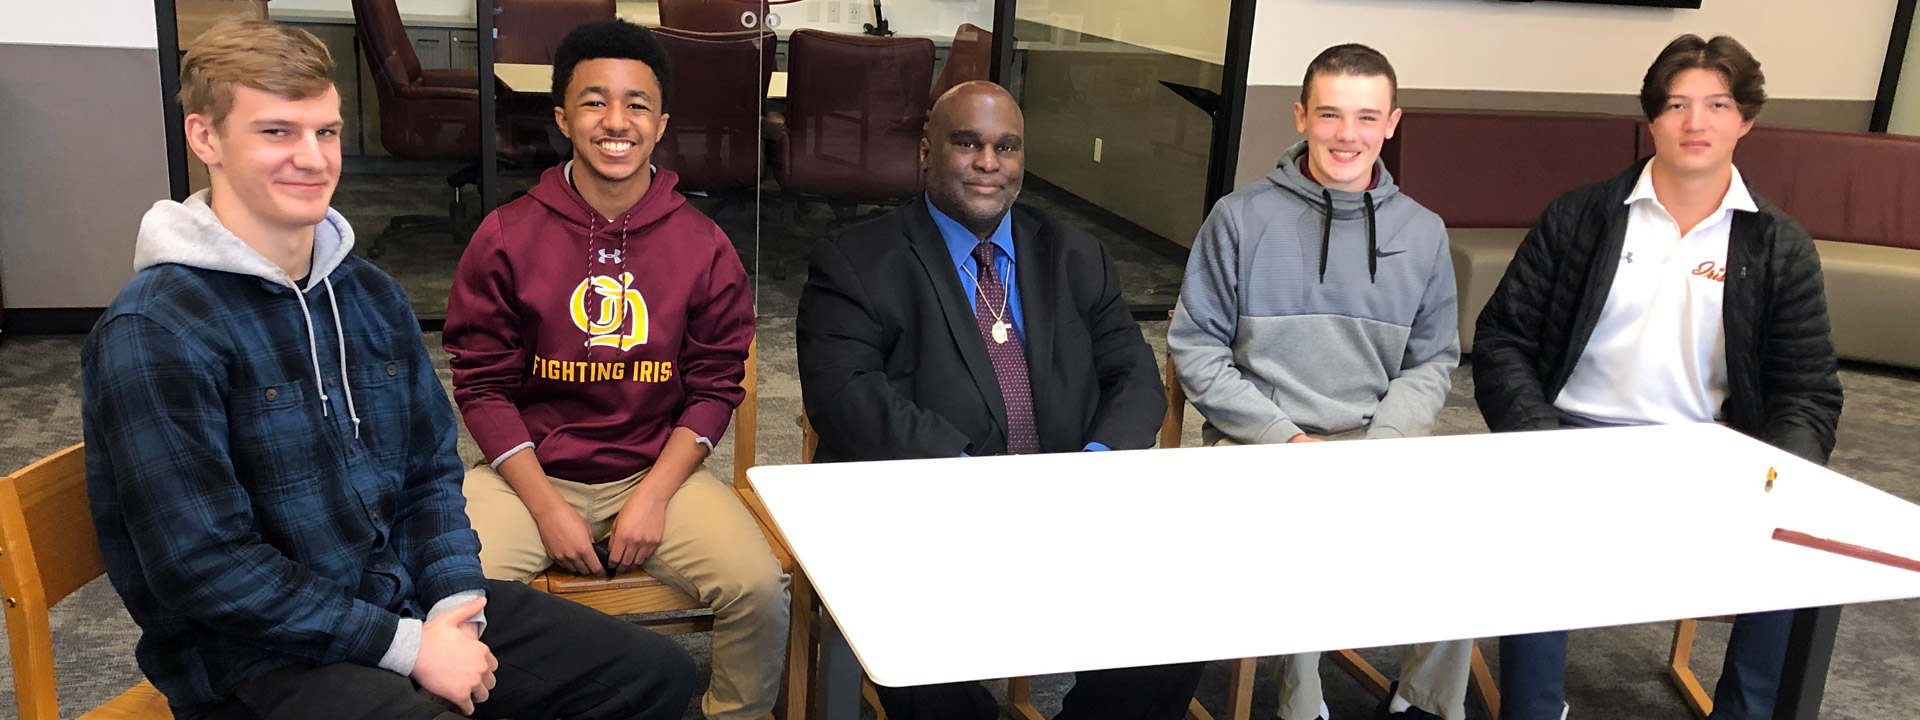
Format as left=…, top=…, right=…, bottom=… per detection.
left=1169, top=141, right=1459, bottom=444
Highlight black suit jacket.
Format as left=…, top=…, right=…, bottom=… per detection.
left=797, top=199, right=1166, bottom=462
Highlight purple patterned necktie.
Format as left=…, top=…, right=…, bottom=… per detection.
left=971, top=242, right=1040, bottom=455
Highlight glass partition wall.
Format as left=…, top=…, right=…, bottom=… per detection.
left=1012, top=0, right=1231, bottom=313
left=164, top=0, right=1245, bottom=481
left=192, top=0, right=493, bottom=320
left=466, top=0, right=1243, bottom=473
left=161, top=0, right=1246, bottom=477
left=166, top=0, right=1244, bottom=323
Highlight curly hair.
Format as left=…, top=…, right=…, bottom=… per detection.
left=551, top=19, right=674, bottom=109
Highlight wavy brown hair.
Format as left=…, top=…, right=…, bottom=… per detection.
left=1640, top=34, right=1766, bottom=122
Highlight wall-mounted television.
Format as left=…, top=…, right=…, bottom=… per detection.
left=1501, top=0, right=1702, bottom=7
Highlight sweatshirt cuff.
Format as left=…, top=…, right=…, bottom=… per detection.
left=1364, top=425, right=1408, bottom=440
left=464, top=406, right=535, bottom=468
left=427, top=590, right=489, bottom=637
left=1255, top=419, right=1307, bottom=445
left=489, top=442, right=534, bottom=469
left=378, top=617, right=425, bottom=676
left=678, top=400, right=735, bottom=449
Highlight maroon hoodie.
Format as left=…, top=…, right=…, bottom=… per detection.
left=446, top=164, right=753, bottom=484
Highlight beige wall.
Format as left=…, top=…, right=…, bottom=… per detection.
left=1248, top=0, right=1895, bottom=101
left=0, top=0, right=158, bottom=48
left=1017, top=0, right=1230, bottom=64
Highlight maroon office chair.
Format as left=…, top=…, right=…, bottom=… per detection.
left=929, top=23, right=992, bottom=105
left=652, top=28, right=776, bottom=196
left=658, top=0, right=770, bottom=33
left=768, top=29, right=933, bottom=204
left=495, top=0, right=615, bottom=64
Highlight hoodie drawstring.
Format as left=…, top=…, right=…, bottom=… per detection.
left=1317, top=189, right=1333, bottom=284
left=1363, top=191, right=1378, bottom=284
left=295, top=287, right=331, bottom=418
left=325, top=278, right=362, bottom=440
left=1315, top=188, right=1380, bottom=284
left=580, top=213, right=633, bottom=350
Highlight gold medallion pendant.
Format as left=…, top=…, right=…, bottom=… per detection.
left=992, top=320, right=1010, bottom=344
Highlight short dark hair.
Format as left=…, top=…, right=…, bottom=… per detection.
left=1299, top=44, right=1397, bottom=107
left=550, top=20, right=674, bottom=109
left=1639, top=34, right=1765, bottom=122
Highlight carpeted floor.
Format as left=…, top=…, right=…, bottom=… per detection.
left=2, top=318, right=1916, bottom=720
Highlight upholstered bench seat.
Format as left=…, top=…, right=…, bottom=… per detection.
left=1447, top=228, right=1528, bottom=353
left=1813, top=240, right=1920, bottom=368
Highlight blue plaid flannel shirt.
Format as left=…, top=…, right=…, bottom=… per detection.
left=81, top=256, right=484, bottom=717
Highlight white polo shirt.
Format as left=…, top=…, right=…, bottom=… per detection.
left=1554, top=163, right=1757, bottom=427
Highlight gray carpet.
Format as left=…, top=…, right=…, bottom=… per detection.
left=2, top=320, right=1917, bottom=720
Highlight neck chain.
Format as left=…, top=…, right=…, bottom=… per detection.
left=962, top=255, right=1013, bottom=343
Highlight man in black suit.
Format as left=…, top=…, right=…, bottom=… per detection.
left=796, top=81, right=1203, bottom=720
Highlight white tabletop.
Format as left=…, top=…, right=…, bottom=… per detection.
left=748, top=424, right=1920, bottom=688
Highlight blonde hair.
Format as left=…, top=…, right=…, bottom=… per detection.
left=179, top=19, right=335, bottom=128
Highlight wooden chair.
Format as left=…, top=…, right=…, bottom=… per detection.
left=1158, top=325, right=1500, bottom=720
left=1667, top=616, right=1737, bottom=718
left=527, top=340, right=812, bottom=720
left=0, top=443, right=173, bottom=719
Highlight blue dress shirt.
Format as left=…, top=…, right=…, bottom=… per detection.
left=927, top=200, right=1107, bottom=453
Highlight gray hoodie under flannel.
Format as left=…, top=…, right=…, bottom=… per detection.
left=1169, top=141, right=1459, bottom=444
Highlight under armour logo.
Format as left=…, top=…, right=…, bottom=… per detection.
left=597, top=249, right=624, bottom=264
left=1622, top=251, right=1635, bottom=264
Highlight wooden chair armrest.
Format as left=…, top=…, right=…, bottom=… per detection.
left=736, top=487, right=795, bottom=573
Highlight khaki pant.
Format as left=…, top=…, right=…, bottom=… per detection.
left=464, top=464, right=790, bottom=720
left=1211, top=437, right=1472, bottom=720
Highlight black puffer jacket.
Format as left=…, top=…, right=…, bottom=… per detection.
left=1472, top=159, right=1843, bottom=464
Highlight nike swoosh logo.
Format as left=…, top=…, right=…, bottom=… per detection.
left=1372, top=249, right=1408, bottom=258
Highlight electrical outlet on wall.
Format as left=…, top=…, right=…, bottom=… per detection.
left=826, top=1, right=842, bottom=23
left=848, top=1, right=866, bottom=25
left=1093, top=138, right=1103, bottom=163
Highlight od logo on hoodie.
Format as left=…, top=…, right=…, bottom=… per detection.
left=526, top=272, right=673, bottom=385
left=570, top=271, right=649, bottom=350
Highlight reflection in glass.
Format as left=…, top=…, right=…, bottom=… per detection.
left=250, top=0, right=496, bottom=319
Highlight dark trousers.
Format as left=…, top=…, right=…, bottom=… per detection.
left=1499, top=610, right=1794, bottom=720
left=873, top=662, right=1207, bottom=720
left=204, top=579, right=697, bottom=720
